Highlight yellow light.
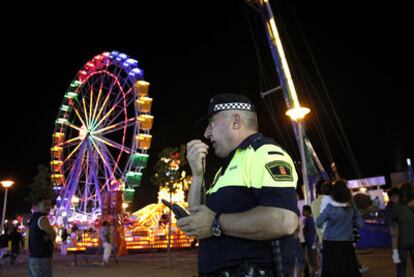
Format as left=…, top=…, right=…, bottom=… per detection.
left=359, top=187, right=367, bottom=193
left=134, top=80, right=150, bottom=96
left=286, top=106, right=310, bottom=122
left=53, top=132, right=65, bottom=145
left=136, top=134, right=152, bottom=150
left=71, top=195, right=79, bottom=204
left=158, top=186, right=186, bottom=204
left=383, top=192, right=389, bottom=204
left=122, top=202, right=129, bottom=209
left=137, top=114, right=154, bottom=130
left=51, top=146, right=63, bottom=152
left=0, top=180, right=14, bottom=189
left=136, top=97, right=153, bottom=113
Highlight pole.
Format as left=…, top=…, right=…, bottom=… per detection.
left=407, top=158, right=414, bottom=183
left=297, top=122, right=310, bottom=205
left=1, top=188, right=8, bottom=234
left=167, top=184, right=172, bottom=268
left=255, top=0, right=323, bottom=202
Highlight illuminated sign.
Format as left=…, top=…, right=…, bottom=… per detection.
left=347, top=176, right=386, bottom=189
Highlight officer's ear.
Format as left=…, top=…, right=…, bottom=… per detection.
left=232, top=113, right=241, bottom=130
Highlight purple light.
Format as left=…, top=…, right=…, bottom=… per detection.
left=116, top=53, right=128, bottom=63
left=128, top=68, right=144, bottom=80
left=110, top=50, right=119, bottom=58
left=125, top=59, right=138, bottom=66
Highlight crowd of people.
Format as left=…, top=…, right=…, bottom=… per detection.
left=0, top=224, right=24, bottom=265
left=292, top=179, right=414, bottom=277
left=0, top=201, right=115, bottom=276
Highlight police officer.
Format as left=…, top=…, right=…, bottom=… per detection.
left=177, top=93, right=299, bottom=276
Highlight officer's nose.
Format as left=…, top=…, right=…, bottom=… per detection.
left=204, top=124, right=211, bottom=140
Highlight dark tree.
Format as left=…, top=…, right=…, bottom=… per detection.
left=26, top=164, right=55, bottom=205
left=151, top=145, right=187, bottom=268
left=152, top=145, right=187, bottom=193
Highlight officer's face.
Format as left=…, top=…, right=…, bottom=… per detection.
left=204, top=111, right=234, bottom=158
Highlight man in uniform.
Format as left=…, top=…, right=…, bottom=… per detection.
left=177, top=93, right=299, bottom=276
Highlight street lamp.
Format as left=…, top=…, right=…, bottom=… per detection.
left=286, top=106, right=311, bottom=205
left=71, top=195, right=80, bottom=208
left=122, top=202, right=129, bottom=213
left=1, top=180, right=14, bottom=234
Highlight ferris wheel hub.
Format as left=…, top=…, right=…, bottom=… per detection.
left=79, top=125, right=90, bottom=140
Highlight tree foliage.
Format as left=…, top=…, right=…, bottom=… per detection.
left=152, top=145, right=187, bottom=193
left=26, top=164, right=55, bottom=205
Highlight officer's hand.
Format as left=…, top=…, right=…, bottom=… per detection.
left=176, top=205, right=215, bottom=239
left=186, top=140, right=209, bottom=177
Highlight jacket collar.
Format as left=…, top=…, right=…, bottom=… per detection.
left=219, top=133, right=263, bottom=174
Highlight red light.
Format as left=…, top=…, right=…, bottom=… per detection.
left=78, top=70, right=88, bottom=81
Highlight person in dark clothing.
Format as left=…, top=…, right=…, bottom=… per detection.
left=60, top=228, right=69, bottom=256
left=28, top=198, right=56, bottom=277
left=385, top=187, right=401, bottom=264
left=392, top=182, right=414, bottom=277
left=61, top=228, right=68, bottom=242
left=302, top=205, right=318, bottom=276
left=8, top=226, right=24, bottom=265
left=0, top=231, right=9, bottom=258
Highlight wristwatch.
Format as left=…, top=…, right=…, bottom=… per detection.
left=211, top=213, right=222, bottom=237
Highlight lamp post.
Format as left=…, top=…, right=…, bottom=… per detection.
left=1, top=180, right=14, bottom=234
left=122, top=202, right=129, bottom=213
left=71, top=195, right=80, bottom=209
left=286, top=106, right=311, bottom=205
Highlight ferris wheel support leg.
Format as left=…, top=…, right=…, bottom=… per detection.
left=65, top=143, right=87, bottom=213
left=89, top=150, right=103, bottom=214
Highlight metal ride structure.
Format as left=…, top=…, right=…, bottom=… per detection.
left=248, top=0, right=327, bottom=204
left=50, top=51, right=154, bottom=225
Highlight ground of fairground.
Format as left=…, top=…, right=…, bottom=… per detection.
left=1, top=248, right=412, bottom=277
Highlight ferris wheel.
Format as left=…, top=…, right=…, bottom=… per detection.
left=50, top=50, right=154, bottom=223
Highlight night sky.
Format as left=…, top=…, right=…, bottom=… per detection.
left=1, top=1, right=411, bottom=216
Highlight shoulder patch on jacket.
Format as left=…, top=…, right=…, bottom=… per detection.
left=265, top=160, right=293, bottom=181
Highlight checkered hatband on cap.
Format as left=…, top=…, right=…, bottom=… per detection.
left=213, top=102, right=252, bottom=112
